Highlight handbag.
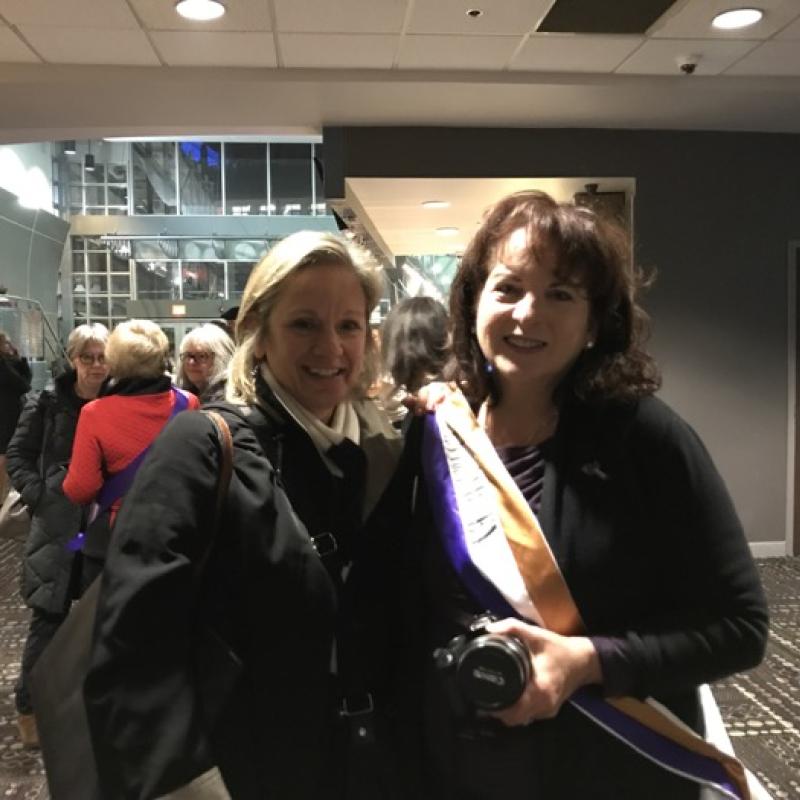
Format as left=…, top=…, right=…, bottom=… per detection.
left=0, top=487, right=30, bottom=541
left=30, top=411, right=234, bottom=800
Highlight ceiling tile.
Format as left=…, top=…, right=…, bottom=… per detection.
left=651, top=0, right=797, bottom=40
left=19, top=26, right=160, bottom=65
left=775, top=15, right=800, bottom=39
left=511, top=34, right=643, bottom=72
left=725, top=41, right=800, bottom=75
left=274, top=0, right=407, bottom=33
left=408, top=0, right=553, bottom=35
left=616, top=38, right=758, bottom=75
left=0, top=0, right=138, bottom=29
left=280, top=33, right=397, bottom=68
left=151, top=31, right=276, bottom=67
left=0, top=25, right=40, bottom=61
left=398, top=34, right=519, bottom=70
left=130, top=0, right=271, bottom=33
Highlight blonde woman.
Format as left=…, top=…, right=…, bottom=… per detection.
left=83, top=232, right=402, bottom=800
left=176, top=323, right=235, bottom=403
left=6, top=323, right=108, bottom=747
left=62, top=319, right=199, bottom=525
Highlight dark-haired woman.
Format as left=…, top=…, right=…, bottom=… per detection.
left=356, top=191, right=768, bottom=799
left=377, top=296, right=448, bottom=426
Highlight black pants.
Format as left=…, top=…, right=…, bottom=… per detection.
left=15, top=554, right=103, bottom=715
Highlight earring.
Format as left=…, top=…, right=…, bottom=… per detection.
left=585, top=341, right=595, bottom=349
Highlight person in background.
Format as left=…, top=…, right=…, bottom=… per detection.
left=377, top=296, right=448, bottom=426
left=357, top=191, right=769, bottom=799
left=0, top=330, right=32, bottom=499
left=6, top=323, right=109, bottom=748
left=83, top=231, right=402, bottom=800
left=176, top=323, right=236, bottom=404
left=63, top=319, right=199, bottom=527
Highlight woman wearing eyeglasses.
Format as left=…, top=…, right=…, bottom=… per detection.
left=6, top=323, right=109, bottom=748
left=176, top=323, right=236, bottom=403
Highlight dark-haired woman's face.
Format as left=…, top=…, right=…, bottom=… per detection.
left=476, top=228, right=593, bottom=398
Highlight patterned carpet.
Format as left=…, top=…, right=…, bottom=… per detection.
left=0, top=540, right=798, bottom=799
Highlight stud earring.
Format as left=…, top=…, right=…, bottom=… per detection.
left=585, top=341, right=595, bottom=349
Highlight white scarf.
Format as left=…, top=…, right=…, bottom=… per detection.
left=260, top=363, right=360, bottom=476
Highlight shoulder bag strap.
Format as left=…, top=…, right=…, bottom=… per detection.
left=195, top=410, right=234, bottom=578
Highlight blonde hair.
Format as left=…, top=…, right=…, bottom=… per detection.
left=67, top=323, right=109, bottom=360
left=227, top=231, right=382, bottom=405
left=106, top=319, right=169, bottom=380
left=177, top=323, right=235, bottom=390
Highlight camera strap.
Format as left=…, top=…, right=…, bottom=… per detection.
left=421, top=388, right=752, bottom=800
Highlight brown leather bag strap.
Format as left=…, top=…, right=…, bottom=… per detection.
left=195, top=410, right=234, bottom=577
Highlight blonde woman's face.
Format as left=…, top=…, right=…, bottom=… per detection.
left=259, top=263, right=367, bottom=424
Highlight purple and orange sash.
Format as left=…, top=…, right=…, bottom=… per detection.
left=421, top=388, right=755, bottom=800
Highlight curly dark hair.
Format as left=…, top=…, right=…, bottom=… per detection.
left=380, top=296, right=449, bottom=393
left=446, top=190, right=660, bottom=406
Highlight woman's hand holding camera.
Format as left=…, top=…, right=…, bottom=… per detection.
left=485, top=618, right=602, bottom=727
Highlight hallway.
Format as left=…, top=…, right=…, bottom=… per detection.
left=1, top=538, right=798, bottom=799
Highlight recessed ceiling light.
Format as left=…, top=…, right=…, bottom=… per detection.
left=176, top=0, right=226, bottom=21
left=436, top=227, right=459, bottom=236
left=422, top=200, right=450, bottom=209
left=711, top=8, right=763, bottom=29
left=466, top=8, right=483, bottom=18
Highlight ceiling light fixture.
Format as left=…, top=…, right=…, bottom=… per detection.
left=466, top=8, right=483, bottom=18
left=422, top=200, right=450, bottom=209
left=711, top=8, right=763, bottom=29
left=436, top=227, right=459, bottom=236
left=63, top=140, right=76, bottom=155
left=175, top=0, right=226, bottom=22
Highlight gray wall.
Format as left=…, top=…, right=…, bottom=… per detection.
left=324, top=127, right=800, bottom=548
left=0, top=184, right=69, bottom=323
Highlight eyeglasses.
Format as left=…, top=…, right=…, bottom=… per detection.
left=78, top=353, right=106, bottom=365
left=180, top=351, right=213, bottom=364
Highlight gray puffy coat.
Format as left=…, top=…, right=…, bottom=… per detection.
left=6, top=370, right=89, bottom=614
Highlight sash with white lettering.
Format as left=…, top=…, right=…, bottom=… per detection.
left=421, top=388, right=752, bottom=800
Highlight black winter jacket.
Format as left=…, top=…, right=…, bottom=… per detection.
left=6, top=370, right=90, bottom=613
left=0, top=354, right=32, bottom=453
left=84, top=379, right=402, bottom=800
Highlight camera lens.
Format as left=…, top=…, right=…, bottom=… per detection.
left=455, top=633, right=531, bottom=711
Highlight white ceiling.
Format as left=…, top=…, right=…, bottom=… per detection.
left=344, top=176, right=635, bottom=258
left=2, top=0, right=800, bottom=141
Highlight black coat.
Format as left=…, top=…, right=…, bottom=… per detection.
left=354, top=394, right=769, bottom=800
left=84, top=380, right=402, bottom=800
left=6, top=370, right=92, bottom=614
left=0, top=353, right=32, bottom=453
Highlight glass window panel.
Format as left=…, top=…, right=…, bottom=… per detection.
left=182, top=261, right=224, bottom=299
left=72, top=237, right=85, bottom=251
left=135, top=261, right=179, bottom=299
left=178, top=141, right=222, bottom=215
left=225, top=240, right=265, bottom=261
left=110, top=252, right=130, bottom=273
left=72, top=252, right=85, bottom=271
left=87, top=275, right=108, bottom=294
left=107, top=207, right=127, bottom=216
left=224, top=143, right=267, bottom=215
left=69, top=205, right=83, bottom=217
left=69, top=186, right=83, bottom=204
left=85, top=237, right=106, bottom=251
left=180, top=239, right=224, bottom=260
left=229, top=262, right=255, bottom=300
left=68, top=161, right=82, bottom=182
left=107, top=163, right=127, bottom=183
left=271, top=143, right=312, bottom=215
left=108, top=185, right=128, bottom=205
left=111, top=300, right=128, bottom=317
left=85, top=207, right=107, bottom=216
left=132, top=142, right=177, bottom=215
left=72, top=275, right=87, bottom=293
left=73, top=297, right=87, bottom=317
left=110, top=275, right=130, bottom=294
left=86, top=253, right=107, bottom=272
left=84, top=186, right=105, bottom=205
left=90, top=298, right=108, bottom=317
left=85, top=163, right=105, bottom=182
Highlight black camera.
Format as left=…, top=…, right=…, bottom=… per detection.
left=433, top=613, right=532, bottom=714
